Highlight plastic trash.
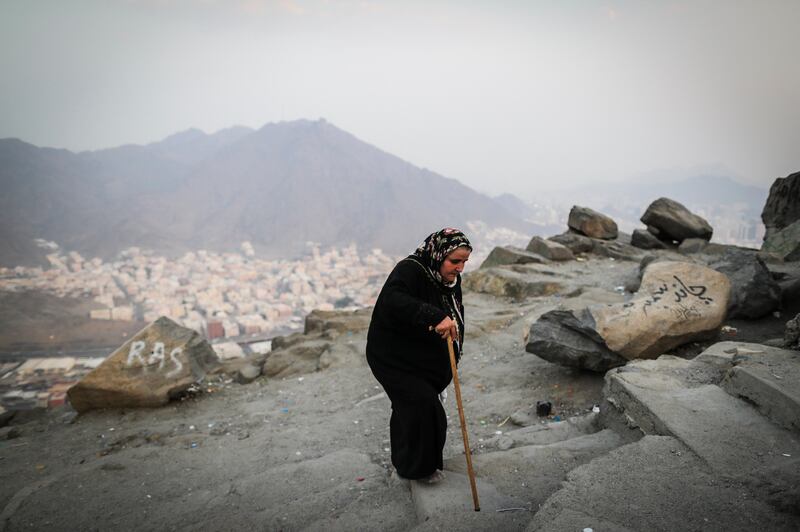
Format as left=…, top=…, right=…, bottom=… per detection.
left=592, top=405, right=600, bottom=413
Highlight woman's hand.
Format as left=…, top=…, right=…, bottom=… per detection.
left=432, top=316, right=458, bottom=341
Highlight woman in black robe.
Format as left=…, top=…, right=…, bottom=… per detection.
left=366, top=228, right=472, bottom=483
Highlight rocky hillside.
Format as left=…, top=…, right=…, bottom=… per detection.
left=1, top=174, right=798, bottom=530
left=0, top=120, right=530, bottom=266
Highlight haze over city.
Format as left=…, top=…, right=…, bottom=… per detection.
left=2, top=0, right=799, bottom=198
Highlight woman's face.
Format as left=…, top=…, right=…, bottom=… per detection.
left=439, top=247, right=471, bottom=283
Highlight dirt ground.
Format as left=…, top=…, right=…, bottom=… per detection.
left=0, top=291, right=144, bottom=355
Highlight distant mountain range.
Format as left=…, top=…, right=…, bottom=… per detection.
left=0, top=119, right=533, bottom=267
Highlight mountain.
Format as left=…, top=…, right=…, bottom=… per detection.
left=0, top=120, right=531, bottom=266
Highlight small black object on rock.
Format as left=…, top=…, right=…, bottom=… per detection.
left=536, top=400, right=552, bottom=417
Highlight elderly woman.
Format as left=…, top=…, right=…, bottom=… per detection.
left=366, top=228, right=472, bottom=483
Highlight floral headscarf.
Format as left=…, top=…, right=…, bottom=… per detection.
left=413, top=228, right=472, bottom=288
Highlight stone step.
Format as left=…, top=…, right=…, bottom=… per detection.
left=526, top=435, right=799, bottom=531
left=481, top=412, right=600, bottom=451
left=696, top=341, right=800, bottom=432
left=445, top=429, right=624, bottom=512
left=605, top=359, right=800, bottom=514
left=408, top=470, right=529, bottom=531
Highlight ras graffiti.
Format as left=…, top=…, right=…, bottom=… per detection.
left=126, top=341, right=184, bottom=377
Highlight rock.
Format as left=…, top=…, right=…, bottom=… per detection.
left=526, top=236, right=574, bottom=261
left=593, top=261, right=730, bottom=359
left=527, top=262, right=730, bottom=371
left=762, top=219, right=800, bottom=262
left=710, top=249, right=781, bottom=319
left=719, top=344, right=800, bottom=432
left=761, top=170, right=800, bottom=240
left=640, top=197, right=713, bottom=243
left=678, top=238, right=708, bottom=254
left=304, top=308, right=372, bottom=335
left=567, top=206, right=618, bottom=240
left=785, top=313, right=800, bottom=350
left=590, top=239, right=644, bottom=262
left=235, top=363, right=261, bottom=384
left=526, top=309, right=628, bottom=372
left=462, top=268, right=562, bottom=301
left=0, top=426, right=21, bottom=440
left=631, top=228, right=670, bottom=250
left=262, top=338, right=331, bottom=378
left=213, top=341, right=245, bottom=360
left=479, top=246, right=546, bottom=268
left=0, top=406, right=13, bottom=427
left=548, top=231, right=594, bottom=254
left=318, top=340, right=367, bottom=370
left=67, top=317, right=220, bottom=413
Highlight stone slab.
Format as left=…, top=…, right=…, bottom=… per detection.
left=445, top=430, right=623, bottom=510
left=721, top=346, right=800, bottom=432
left=526, top=436, right=799, bottom=531
left=606, top=371, right=800, bottom=511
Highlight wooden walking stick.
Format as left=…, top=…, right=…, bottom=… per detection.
left=447, top=335, right=480, bottom=511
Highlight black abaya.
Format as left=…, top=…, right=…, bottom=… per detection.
left=366, top=256, right=464, bottom=479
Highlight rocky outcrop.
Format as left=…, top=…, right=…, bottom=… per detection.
left=567, top=206, right=618, bottom=240
left=463, top=267, right=563, bottom=301
left=479, top=246, right=546, bottom=268
left=263, top=309, right=371, bottom=378
left=67, top=317, right=220, bottom=413
left=762, top=220, right=800, bottom=262
left=640, top=197, right=713, bottom=243
left=304, top=308, right=372, bottom=335
left=762, top=170, right=800, bottom=240
left=263, top=337, right=333, bottom=378
left=710, top=249, right=781, bottom=319
left=526, top=236, right=574, bottom=261
left=526, top=261, right=730, bottom=371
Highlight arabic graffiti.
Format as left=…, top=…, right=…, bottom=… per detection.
left=641, top=275, right=714, bottom=319
left=126, top=341, right=184, bottom=377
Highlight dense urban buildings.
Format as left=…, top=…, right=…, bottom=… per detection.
left=0, top=242, right=397, bottom=411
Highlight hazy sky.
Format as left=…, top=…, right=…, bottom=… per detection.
left=1, top=0, right=798, bottom=198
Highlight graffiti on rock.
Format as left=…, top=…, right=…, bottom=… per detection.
left=126, top=341, right=184, bottom=377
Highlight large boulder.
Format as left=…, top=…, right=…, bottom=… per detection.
left=710, top=249, right=781, bottom=319
left=526, top=262, right=730, bottom=371
left=567, top=206, right=618, bottom=240
left=67, top=317, right=220, bottom=413
left=526, top=236, right=574, bottom=261
left=479, top=246, right=546, bottom=269
left=761, top=171, right=800, bottom=241
left=640, top=197, right=713, bottom=243
left=526, top=310, right=628, bottom=371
